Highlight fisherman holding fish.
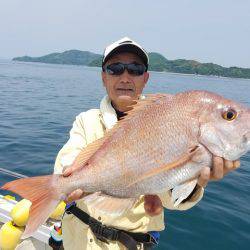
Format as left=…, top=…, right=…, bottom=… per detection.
left=2, top=37, right=246, bottom=250
left=53, top=37, right=241, bottom=250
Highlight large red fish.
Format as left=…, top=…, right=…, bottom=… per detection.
left=2, top=90, right=250, bottom=238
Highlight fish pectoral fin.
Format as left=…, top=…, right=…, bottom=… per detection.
left=83, top=192, right=137, bottom=217
left=127, top=145, right=200, bottom=188
left=171, top=179, right=198, bottom=207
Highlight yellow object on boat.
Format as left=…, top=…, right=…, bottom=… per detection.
left=50, top=201, right=66, bottom=220
left=10, top=198, right=65, bottom=227
left=0, top=221, right=24, bottom=250
left=10, top=199, right=31, bottom=227
left=3, top=195, right=16, bottom=201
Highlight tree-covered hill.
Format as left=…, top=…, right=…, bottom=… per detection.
left=13, top=50, right=250, bottom=79
left=13, top=50, right=101, bottom=66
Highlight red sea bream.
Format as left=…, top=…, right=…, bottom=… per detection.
left=2, top=90, right=250, bottom=238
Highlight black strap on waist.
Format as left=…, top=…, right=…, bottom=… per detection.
left=65, top=202, right=157, bottom=250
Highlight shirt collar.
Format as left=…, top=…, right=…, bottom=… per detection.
left=100, top=95, right=118, bottom=129
left=100, top=95, right=145, bottom=130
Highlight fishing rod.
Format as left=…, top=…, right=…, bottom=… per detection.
left=0, top=167, right=27, bottom=179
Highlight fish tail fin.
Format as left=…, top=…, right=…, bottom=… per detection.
left=1, top=175, right=61, bottom=238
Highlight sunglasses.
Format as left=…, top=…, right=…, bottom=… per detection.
left=103, top=62, right=146, bottom=76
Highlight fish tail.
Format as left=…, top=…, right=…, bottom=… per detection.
left=1, top=175, right=61, bottom=238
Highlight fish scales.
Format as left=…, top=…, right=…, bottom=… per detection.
left=60, top=93, right=202, bottom=197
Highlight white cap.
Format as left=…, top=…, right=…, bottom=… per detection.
left=102, top=37, right=149, bottom=70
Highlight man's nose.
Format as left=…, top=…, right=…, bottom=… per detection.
left=120, top=69, right=131, bottom=82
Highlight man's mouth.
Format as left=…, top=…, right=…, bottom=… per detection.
left=116, top=88, right=135, bottom=96
left=117, top=88, right=134, bottom=91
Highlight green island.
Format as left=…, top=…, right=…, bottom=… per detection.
left=13, top=50, right=250, bottom=79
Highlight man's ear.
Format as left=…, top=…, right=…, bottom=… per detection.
left=102, top=71, right=107, bottom=87
left=143, top=72, right=149, bottom=86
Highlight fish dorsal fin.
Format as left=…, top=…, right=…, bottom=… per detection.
left=122, top=93, right=172, bottom=119
left=83, top=192, right=137, bottom=217
left=71, top=94, right=172, bottom=172
left=127, top=145, right=200, bottom=187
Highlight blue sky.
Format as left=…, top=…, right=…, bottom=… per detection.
left=0, top=0, right=249, bottom=67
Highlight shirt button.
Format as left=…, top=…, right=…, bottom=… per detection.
left=98, top=216, right=102, bottom=221
left=90, top=239, right=93, bottom=243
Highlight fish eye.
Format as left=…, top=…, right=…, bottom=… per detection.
left=222, top=109, right=237, bottom=121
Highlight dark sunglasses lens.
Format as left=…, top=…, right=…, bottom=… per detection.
left=127, top=64, right=145, bottom=75
left=106, top=63, right=124, bottom=75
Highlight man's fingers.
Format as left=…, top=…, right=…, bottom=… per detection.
left=212, top=156, right=224, bottom=180
left=223, top=159, right=234, bottom=175
left=64, top=189, right=84, bottom=203
left=63, top=164, right=77, bottom=177
left=224, top=159, right=234, bottom=170
left=198, top=167, right=210, bottom=187
left=63, top=168, right=73, bottom=177
left=65, top=189, right=84, bottom=203
left=233, top=160, right=241, bottom=169
left=62, top=161, right=84, bottom=177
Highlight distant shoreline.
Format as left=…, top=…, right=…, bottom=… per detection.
left=8, top=60, right=250, bottom=81
left=12, top=50, right=250, bottom=80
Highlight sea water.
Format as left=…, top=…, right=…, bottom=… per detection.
left=0, top=60, right=249, bottom=249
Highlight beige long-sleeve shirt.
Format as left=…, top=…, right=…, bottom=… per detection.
left=54, top=95, right=204, bottom=250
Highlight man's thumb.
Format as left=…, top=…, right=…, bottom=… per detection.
left=62, top=167, right=72, bottom=177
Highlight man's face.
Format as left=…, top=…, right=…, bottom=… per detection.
left=102, top=52, right=149, bottom=110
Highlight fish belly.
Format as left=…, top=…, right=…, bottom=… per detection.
left=127, top=144, right=212, bottom=196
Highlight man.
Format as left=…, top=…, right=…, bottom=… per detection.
left=54, top=37, right=240, bottom=249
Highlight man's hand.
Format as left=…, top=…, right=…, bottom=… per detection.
left=198, top=156, right=240, bottom=188
left=144, top=156, right=240, bottom=216
left=63, top=167, right=85, bottom=203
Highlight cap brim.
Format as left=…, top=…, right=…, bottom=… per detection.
left=102, top=44, right=148, bottom=70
